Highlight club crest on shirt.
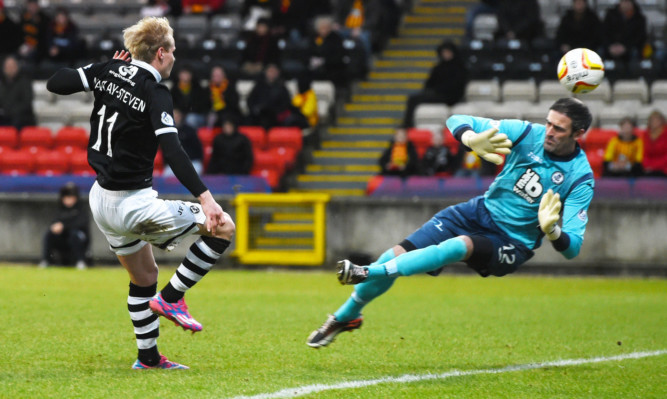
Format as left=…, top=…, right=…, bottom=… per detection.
left=190, top=205, right=200, bottom=214
left=161, top=112, right=174, bottom=126
left=578, top=209, right=587, bottom=221
left=551, top=171, right=564, bottom=184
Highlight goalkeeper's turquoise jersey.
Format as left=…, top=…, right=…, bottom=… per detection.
left=446, top=115, right=594, bottom=258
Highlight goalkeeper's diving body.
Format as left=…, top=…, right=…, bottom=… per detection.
left=307, top=97, right=595, bottom=348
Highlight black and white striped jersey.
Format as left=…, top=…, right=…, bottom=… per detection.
left=77, top=59, right=177, bottom=191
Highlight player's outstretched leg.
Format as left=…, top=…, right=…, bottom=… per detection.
left=132, top=353, right=189, bottom=370
left=308, top=249, right=397, bottom=348
left=338, top=237, right=468, bottom=285
left=150, top=236, right=230, bottom=333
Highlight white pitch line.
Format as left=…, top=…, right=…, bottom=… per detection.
left=229, top=349, right=667, bottom=399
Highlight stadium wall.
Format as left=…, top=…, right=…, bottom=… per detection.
left=1, top=195, right=665, bottom=275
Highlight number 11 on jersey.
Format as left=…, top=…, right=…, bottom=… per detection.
left=92, top=104, right=118, bottom=157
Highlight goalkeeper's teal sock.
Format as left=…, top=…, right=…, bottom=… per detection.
left=334, top=248, right=397, bottom=322
left=366, top=237, right=468, bottom=279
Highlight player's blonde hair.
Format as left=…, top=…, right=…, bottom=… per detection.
left=123, top=17, right=174, bottom=63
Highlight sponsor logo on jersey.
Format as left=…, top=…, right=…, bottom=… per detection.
left=578, top=209, right=587, bottom=221
left=551, top=171, right=564, bottom=184
left=119, top=65, right=139, bottom=79
left=190, top=205, right=200, bottom=214
left=161, top=112, right=174, bottom=126
left=528, top=151, right=543, bottom=163
left=513, top=168, right=543, bottom=203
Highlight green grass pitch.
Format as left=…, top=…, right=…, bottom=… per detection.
left=1, top=264, right=665, bottom=398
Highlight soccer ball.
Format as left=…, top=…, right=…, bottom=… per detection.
left=557, top=48, right=605, bottom=94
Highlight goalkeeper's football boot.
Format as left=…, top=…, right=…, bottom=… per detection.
left=336, top=259, right=368, bottom=285
left=131, top=354, right=189, bottom=370
left=306, top=314, right=363, bottom=348
left=149, top=293, right=203, bottom=333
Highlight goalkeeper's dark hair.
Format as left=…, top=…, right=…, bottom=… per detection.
left=550, top=98, right=592, bottom=134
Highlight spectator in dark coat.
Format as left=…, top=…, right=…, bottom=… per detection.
left=171, top=65, right=210, bottom=128
left=46, top=7, right=81, bottom=64
left=0, top=55, right=36, bottom=130
left=207, top=65, right=241, bottom=128
left=494, top=0, right=543, bottom=42
left=379, top=128, right=419, bottom=177
left=0, top=2, right=22, bottom=56
left=420, top=131, right=457, bottom=176
left=246, top=64, right=294, bottom=129
left=163, top=109, right=204, bottom=176
left=602, top=0, right=647, bottom=63
left=18, top=0, right=51, bottom=63
left=402, top=41, right=468, bottom=128
left=207, top=116, right=254, bottom=175
left=308, top=16, right=347, bottom=89
left=556, top=0, right=603, bottom=55
left=39, top=183, right=90, bottom=270
left=240, top=17, right=281, bottom=78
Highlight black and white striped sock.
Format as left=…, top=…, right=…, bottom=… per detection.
left=128, top=282, right=160, bottom=366
left=160, top=237, right=230, bottom=303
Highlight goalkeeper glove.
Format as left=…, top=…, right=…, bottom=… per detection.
left=461, top=127, right=512, bottom=165
left=539, top=189, right=562, bottom=240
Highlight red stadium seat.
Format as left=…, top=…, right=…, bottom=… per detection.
left=583, top=128, right=617, bottom=152
left=251, top=168, right=281, bottom=190
left=239, top=126, right=267, bottom=150
left=34, top=150, right=70, bottom=176
left=70, top=150, right=95, bottom=176
left=0, top=148, right=34, bottom=175
left=54, top=126, right=89, bottom=150
left=267, top=127, right=302, bottom=152
left=442, top=127, right=459, bottom=155
left=154, top=150, right=164, bottom=173
left=585, top=148, right=605, bottom=178
left=19, top=126, right=54, bottom=149
left=270, top=146, right=298, bottom=171
left=197, top=127, right=221, bottom=148
left=407, top=128, right=433, bottom=158
left=0, top=126, right=19, bottom=149
left=252, top=149, right=285, bottom=175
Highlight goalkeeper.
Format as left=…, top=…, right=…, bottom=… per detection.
left=308, top=98, right=595, bottom=348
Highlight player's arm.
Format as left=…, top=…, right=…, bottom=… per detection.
left=538, top=182, right=593, bottom=259
left=446, top=115, right=524, bottom=165
left=46, top=68, right=84, bottom=95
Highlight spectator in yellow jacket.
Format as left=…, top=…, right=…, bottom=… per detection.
left=291, top=76, right=319, bottom=128
left=603, top=116, right=643, bottom=177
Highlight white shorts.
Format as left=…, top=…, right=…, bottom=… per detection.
left=89, top=181, right=206, bottom=256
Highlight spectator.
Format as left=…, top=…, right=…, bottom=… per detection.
left=140, top=0, right=183, bottom=17
left=494, top=0, right=543, bottom=42
left=334, top=0, right=379, bottom=68
left=556, top=0, right=603, bottom=55
left=291, top=75, right=319, bottom=128
left=402, top=40, right=467, bottom=128
left=420, top=131, right=457, bottom=176
left=603, top=116, right=643, bottom=177
left=182, top=0, right=225, bottom=15
left=240, top=17, right=281, bottom=78
left=0, top=2, right=21, bottom=56
left=642, top=110, right=667, bottom=177
left=207, top=65, right=241, bottom=128
left=38, top=183, right=90, bottom=270
left=46, top=7, right=81, bottom=65
left=246, top=64, right=296, bottom=129
left=163, top=109, right=205, bottom=176
left=308, top=16, right=347, bottom=89
left=602, top=0, right=647, bottom=63
left=206, top=116, right=254, bottom=175
left=241, top=0, right=273, bottom=31
left=465, top=0, right=499, bottom=39
left=379, top=128, right=419, bottom=177
left=18, top=0, right=51, bottom=63
left=454, top=147, right=497, bottom=177
left=0, top=55, right=36, bottom=130
left=171, top=64, right=210, bottom=128
left=270, top=0, right=309, bottom=42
